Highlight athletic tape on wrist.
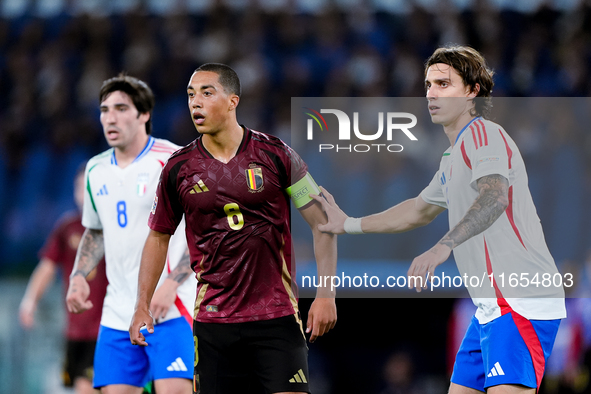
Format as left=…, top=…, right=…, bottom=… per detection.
left=344, top=217, right=364, bottom=234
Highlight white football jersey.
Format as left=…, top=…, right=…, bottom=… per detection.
left=420, top=117, right=566, bottom=324
left=83, top=137, right=197, bottom=331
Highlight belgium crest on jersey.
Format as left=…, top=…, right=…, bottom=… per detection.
left=245, top=165, right=264, bottom=192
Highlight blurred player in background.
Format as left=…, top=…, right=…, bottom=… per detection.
left=313, top=45, right=566, bottom=393
left=20, top=165, right=107, bottom=394
left=66, top=74, right=195, bottom=394
left=129, top=63, right=337, bottom=394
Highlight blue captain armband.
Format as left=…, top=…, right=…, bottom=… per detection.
left=285, top=173, right=321, bottom=209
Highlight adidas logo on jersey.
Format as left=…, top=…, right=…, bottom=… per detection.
left=166, top=357, right=188, bottom=372
left=289, top=369, right=308, bottom=384
left=487, top=362, right=505, bottom=377
left=189, top=180, right=209, bottom=194
left=96, top=185, right=108, bottom=196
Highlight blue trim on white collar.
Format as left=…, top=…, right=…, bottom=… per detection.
left=455, top=117, right=481, bottom=145
left=134, top=136, right=155, bottom=163
left=110, top=136, right=155, bottom=166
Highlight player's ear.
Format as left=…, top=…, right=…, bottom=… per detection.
left=467, top=83, right=480, bottom=98
left=138, top=111, right=151, bottom=124
left=228, top=94, right=240, bottom=111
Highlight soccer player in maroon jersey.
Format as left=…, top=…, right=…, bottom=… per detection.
left=129, top=63, right=337, bottom=394
left=20, top=166, right=107, bottom=394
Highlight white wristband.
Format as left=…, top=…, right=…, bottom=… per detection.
left=344, top=217, right=364, bottom=234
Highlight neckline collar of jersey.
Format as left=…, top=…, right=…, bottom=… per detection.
left=197, top=125, right=251, bottom=161
left=455, top=116, right=481, bottom=145
left=110, top=136, right=155, bottom=166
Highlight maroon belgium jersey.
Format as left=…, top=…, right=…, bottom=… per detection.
left=40, top=211, right=108, bottom=339
left=149, top=127, right=309, bottom=323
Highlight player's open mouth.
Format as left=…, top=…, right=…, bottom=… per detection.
left=106, top=129, right=119, bottom=139
left=428, top=105, right=440, bottom=114
left=193, top=113, right=205, bottom=125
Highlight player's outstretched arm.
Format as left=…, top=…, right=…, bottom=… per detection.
left=20, top=258, right=58, bottom=328
left=130, top=229, right=171, bottom=346
left=299, top=200, right=337, bottom=343
left=310, top=186, right=445, bottom=234
left=407, top=174, right=509, bottom=292
left=150, top=248, right=192, bottom=321
left=66, top=228, right=104, bottom=313
left=363, top=194, right=445, bottom=233
left=311, top=186, right=445, bottom=235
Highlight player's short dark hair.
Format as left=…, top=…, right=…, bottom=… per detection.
left=194, top=63, right=241, bottom=98
left=99, top=73, right=155, bottom=135
left=425, top=45, right=494, bottom=119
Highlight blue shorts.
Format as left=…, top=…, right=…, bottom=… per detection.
left=93, top=317, right=194, bottom=389
left=451, top=312, right=560, bottom=391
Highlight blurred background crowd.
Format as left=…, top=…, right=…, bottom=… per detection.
left=1, top=0, right=591, bottom=393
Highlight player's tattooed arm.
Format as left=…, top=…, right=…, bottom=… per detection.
left=67, top=228, right=103, bottom=313
left=438, top=174, right=509, bottom=250
left=167, top=248, right=192, bottom=285
left=70, top=228, right=105, bottom=278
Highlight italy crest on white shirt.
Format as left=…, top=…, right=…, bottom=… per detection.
left=137, top=173, right=149, bottom=196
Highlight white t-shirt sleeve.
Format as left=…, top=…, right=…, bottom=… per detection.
left=420, top=171, right=448, bottom=209
left=81, top=161, right=103, bottom=230
left=465, top=124, right=510, bottom=190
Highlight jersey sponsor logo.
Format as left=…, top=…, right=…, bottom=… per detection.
left=189, top=180, right=209, bottom=194
left=487, top=362, right=505, bottom=377
left=136, top=173, right=149, bottom=196
left=96, top=184, right=108, bottom=196
left=205, top=305, right=218, bottom=312
left=289, top=369, right=308, bottom=383
left=245, top=165, right=264, bottom=192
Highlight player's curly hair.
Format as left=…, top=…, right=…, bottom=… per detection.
left=194, top=63, right=242, bottom=98
left=99, top=73, right=155, bottom=134
left=425, top=45, right=494, bottom=119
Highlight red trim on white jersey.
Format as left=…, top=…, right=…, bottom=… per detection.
left=151, top=142, right=178, bottom=155
left=498, top=130, right=526, bottom=249
left=470, top=120, right=489, bottom=150
left=477, top=119, right=488, bottom=145
left=460, top=141, right=472, bottom=169
left=499, top=130, right=513, bottom=169
left=151, top=148, right=177, bottom=154
left=507, top=186, right=527, bottom=249
left=484, top=237, right=512, bottom=316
